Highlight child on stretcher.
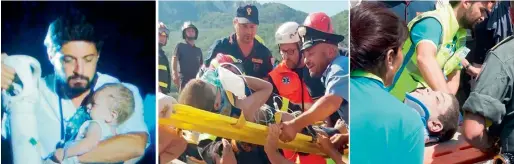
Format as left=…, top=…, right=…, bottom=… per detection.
left=51, top=83, right=135, bottom=163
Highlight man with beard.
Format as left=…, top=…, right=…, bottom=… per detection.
left=279, top=12, right=349, bottom=153
left=1, top=12, right=148, bottom=163
left=389, top=1, right=492, bottom=101
left=461, top=2, right=514, bottom=162
left=205, top=4, right=273, bottom=80
left=171, top=21, right=203, bottom=92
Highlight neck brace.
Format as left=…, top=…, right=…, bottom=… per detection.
left=404, top=93, right=430, bottom=127
left=404, top=92, right=442, bottom=143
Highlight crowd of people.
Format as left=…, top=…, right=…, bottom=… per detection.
left=158, top=4, right=349, bottom=164
left=350, top=1, right=514, bottom=163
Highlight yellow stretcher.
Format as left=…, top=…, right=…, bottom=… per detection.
left=160, top=103, right=340, bottom=156
left=160, top=103, right=323, bottom=154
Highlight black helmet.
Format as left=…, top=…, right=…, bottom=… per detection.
left=181, top=21, right=198, bottom=40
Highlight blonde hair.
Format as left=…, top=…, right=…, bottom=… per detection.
left=178, top=79, right=216, bottom=112
left=95, top=83, right=135, bottom=124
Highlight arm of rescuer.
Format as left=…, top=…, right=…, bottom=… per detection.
left=462, top=52, right=512, bottom=152
left=412, top=18, right=450, bottom=93
left=172, top=45, right=180, bottom=87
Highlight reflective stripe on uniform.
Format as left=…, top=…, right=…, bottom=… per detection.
left=159, top=81, right=168, bottom=88
left=159, top=65, right=168, bottom=71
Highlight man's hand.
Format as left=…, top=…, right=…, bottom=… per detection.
left=334, top=119, right=348, bottom=134
left=172, top=73, right=180, bottom=88
left=279, top=121, right=299, bottom=143
left=317, top=131, right=344, bottom=164
left=466, top=66, right=481, bottom=78
left=213, top=139, right=237, bottom=164
left=331, top=133, right=349, bottom=150
left=265, top=124, right=281, bottom=152
left=52, top=148, right=65, bottom=163
left=1, top=53, right=16, bottom=90
left=316, top=131, right=334, bottom=154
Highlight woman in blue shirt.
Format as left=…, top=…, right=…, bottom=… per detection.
left=350, top=2, right=425, bottom=163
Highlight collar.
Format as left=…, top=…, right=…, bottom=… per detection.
left=350, top=69, right=384, bottom=85
left=275, top=62, right=295, bottom=73
left=404, top=93, right=431, bottom=127
left=230, top=34, right=257, bottom=58
left=322, top=51, right=342, bottom=78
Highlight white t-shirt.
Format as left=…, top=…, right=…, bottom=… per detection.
left=2, top=72, right=149, bottom=159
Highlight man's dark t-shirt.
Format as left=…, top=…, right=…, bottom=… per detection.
left=205, top=34, right=273, bottom=79
left=175, top=42, right=203, bottom=88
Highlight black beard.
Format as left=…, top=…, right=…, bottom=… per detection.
left=65, top=74, right=91, bottom=98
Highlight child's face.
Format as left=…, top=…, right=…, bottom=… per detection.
left=410, top=88, right=453, bottom=121
left=88, top=90, right=117, bottom=123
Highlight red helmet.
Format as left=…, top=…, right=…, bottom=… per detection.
left=303, top=12, right=334, bottom=34
left=210, top=53, right=244, bottom=74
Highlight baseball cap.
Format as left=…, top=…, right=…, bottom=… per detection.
left=235, top=5, right=259, bottom=25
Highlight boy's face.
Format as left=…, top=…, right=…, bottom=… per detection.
left=88, top=90, right=116, bottom=123
left=410, top=88, right=453, bottom=120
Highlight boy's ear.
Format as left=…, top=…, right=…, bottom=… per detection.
left=108, top=110, right=119, bottom=123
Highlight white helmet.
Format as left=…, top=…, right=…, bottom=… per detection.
left=275, top=22, right=300, bottom=44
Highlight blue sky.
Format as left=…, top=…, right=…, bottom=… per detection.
left=257, top=0, right=349, bottom=16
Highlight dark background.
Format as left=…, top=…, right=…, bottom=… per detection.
left=1, top=1, right=156, bottom=163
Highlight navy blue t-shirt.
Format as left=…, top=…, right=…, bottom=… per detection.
left=205, top=34, right=273, bottom=79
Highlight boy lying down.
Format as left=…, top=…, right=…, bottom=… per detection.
left=177, top=62, right=347, bottom=163
left=404, top=88, right=461, bottom=144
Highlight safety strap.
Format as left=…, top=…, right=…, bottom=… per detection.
left=274, top=97, right=290, bottom=123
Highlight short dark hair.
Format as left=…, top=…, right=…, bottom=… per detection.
left=350, top=2, right=409, bottom=72
left=44, top=10, right=103, bottom=56
left=178, top=79, right=216, bottom=112
left=436, top=95, right=460, bottom=142
left=449, top=1, right=460, bottom=8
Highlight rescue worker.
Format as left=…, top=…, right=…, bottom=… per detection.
left=158, top=22, right=172, bottom=94
left=172, top=21, right=203, bottom=92
left=349, top=2, right=424, bottom=163
left=389, top=1, right=492, bottom=101
left=205, top=4, right=273, bottom=80
left=279, top=12, right=349, bottom=153
left=267, top=21, right=326, bottom=164
left=462, top=2, right=514, bottom=163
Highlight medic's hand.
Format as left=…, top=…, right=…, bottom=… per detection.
left=1, top=53, right=16, bottom=90
left=279, top=121, right=298, bottom=143
left=316, top=131, right=335, bottom=154
left=213, top=139, right=237, bottom=164
left=265, top=124, right=282, bottom=152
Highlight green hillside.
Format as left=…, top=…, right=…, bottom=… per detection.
left=159, top=1, right=348, bottom=95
